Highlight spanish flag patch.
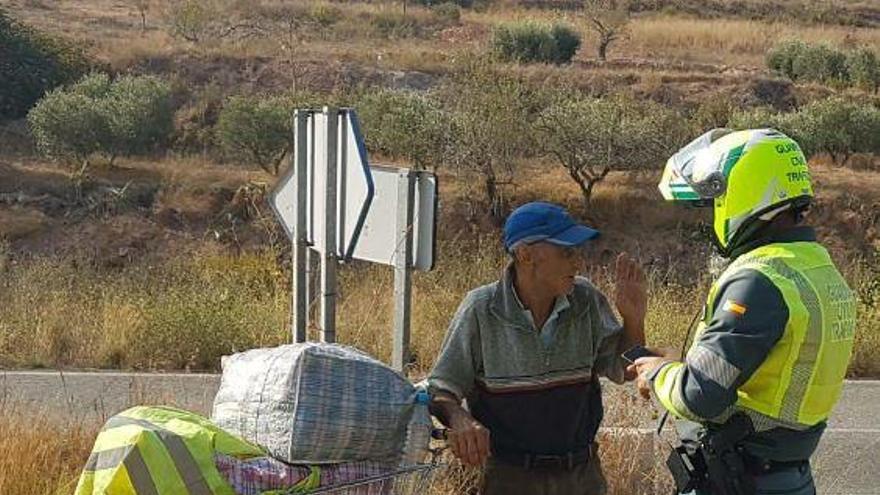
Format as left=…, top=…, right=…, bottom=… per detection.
left=723, top=300, right=747, bottom=316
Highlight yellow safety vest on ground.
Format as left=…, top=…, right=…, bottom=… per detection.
left=75, top=405, right=265, bottom=495
left=700, top=241, right=856, bottom=428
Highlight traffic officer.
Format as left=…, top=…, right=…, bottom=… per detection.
left=630, top=128, right=856, bottom=495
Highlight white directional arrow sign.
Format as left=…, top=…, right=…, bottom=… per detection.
left=270, top=109, right=374, bottom=260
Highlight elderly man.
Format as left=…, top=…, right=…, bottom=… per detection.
left=428, top=201, right=647, bottom=495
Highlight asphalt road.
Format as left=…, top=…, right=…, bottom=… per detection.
left=2, top=370, right=878, bottom=494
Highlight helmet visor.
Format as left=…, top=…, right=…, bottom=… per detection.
left=659, top=128, right=733, bottom=202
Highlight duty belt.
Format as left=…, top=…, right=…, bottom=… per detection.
left=494, top=445, right=592, bottom=470
left=745, top=457, right=810, bottom=475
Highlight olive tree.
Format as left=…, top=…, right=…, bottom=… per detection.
left=491, top=21, right=581, bottom=65
left=582, top=0, right=630, bottom=62
left=537, top=93, right=688, bottom=208
left=438, top=60, right=545, bottom=220
left=28, top=72, right=173, bottom=169
left=847, top=48, right=880, bottom=93
left=215, top=91, right=328, bottom=175
left=215, top=95, right=294, bottom=175
left=730, top=98, right=880, bottom=165
left=104, top=74, right=174, bottom=159
left=355, top=88, right=449, bottom=170
left=792, top=97, right=880, bottom=165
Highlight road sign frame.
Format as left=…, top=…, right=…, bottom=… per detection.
left=346, top=165, right=437, bottom=272
left=270, top=109, right=375, bottom=261
left=270, top=107, right=438, bottom=370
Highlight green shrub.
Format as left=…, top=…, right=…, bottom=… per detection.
left=792, top=97, right=878, bottom=163
left=370, top=11, right=418, bottom=39
left=310, top=3, right=343, bottom=28
left=27, top=73, right=173, bottom=166
left=104, top=75, right=174, bottom=157
left=690, top=98, right=736, bottom=133
left=491, top=21, right=581, bottom=65
left=215, top=91, right=328, bottom=175
left=356, top=89, right=449, bottom=170
left=366, top=7, right=458, bottom=39
left=0, top=8, right=92, bottom=121
left=27, top=90, right=111, bottom=166
left=432, top=2, right=461, bottom=24
left=215, top=95, right=293, bottom=175
left=731, top=98, right=880, bottom=164
left=767, top=40, right=867, bottom=87
left=728, top=106, right=821, bottom=159
left=67, top=70, right=113, bottom=98
left=727, top=106, right=790, bottom=132
left=551, top=24, right=582, bottom=63
left=792, top=43, right=848, bottom=84
left=727, top=107, right=798, bottom=157
left=847, top=48, right=880, bottom=93
left=492, top=22, right=553, bottom=64
left=766, top=39, right=808, bottom=80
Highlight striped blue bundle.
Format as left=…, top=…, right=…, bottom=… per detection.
left=212, top=343, right=417, bottom=465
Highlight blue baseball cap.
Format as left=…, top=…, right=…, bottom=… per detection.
left=503, top=202, right=600, bottom=252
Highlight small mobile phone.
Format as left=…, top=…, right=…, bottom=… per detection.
left=621, top=345, right=657, bottom=364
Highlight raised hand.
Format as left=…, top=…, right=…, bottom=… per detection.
left=614, top=252, right=647, bottom=325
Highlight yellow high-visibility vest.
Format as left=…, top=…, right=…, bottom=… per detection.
left=75, top=406, right=265, bottom=495
left=699, top=241, right=856, bottom=428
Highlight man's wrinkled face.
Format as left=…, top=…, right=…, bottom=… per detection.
left=523, top=242, right=586, bottom=297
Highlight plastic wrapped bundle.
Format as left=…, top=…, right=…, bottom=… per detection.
left=212, top=343, right=417, bottom=464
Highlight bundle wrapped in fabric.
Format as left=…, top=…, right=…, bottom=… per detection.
left=214, top=453, right=395, bottom=495
left=211, top=343, right=418, bottom=465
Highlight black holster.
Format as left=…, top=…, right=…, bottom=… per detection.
left=665, top=414, right=757, bottom=495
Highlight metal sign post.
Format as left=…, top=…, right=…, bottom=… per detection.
left=392, top=171, right=416, bottom=372
left=320, top=107, right=339, bottom=344
left=292, top=110, right=309, bottom=343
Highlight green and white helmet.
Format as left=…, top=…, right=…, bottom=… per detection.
left=658, top=128, right=813, bottom=257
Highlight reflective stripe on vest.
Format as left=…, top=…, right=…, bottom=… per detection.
left=82, top=444, right=159, bottom=495
left=78, top=416, right=211, bottom=495
left=104, top=415, right=213, bottom=495
left=698, top=241, right=855, bottom=430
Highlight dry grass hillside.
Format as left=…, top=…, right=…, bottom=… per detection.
left=1, top=0, right=879, bottom=372
left=1, top=155, right=878, bottom=375
left=2, top=1, right=880, bottom=494
left=6, top=0, right=880, bottom=99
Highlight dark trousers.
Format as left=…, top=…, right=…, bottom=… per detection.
left=480, top=449, right=607, bottom=495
